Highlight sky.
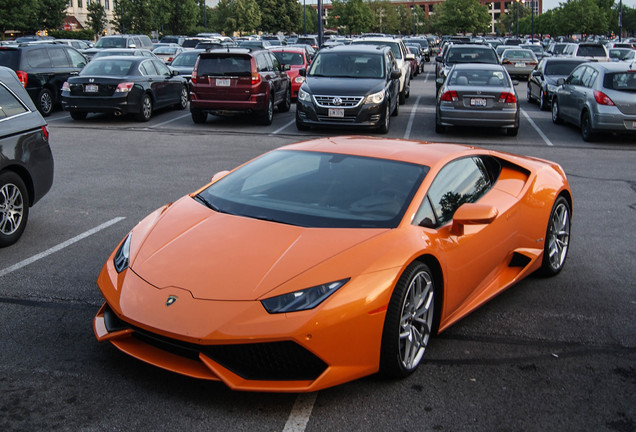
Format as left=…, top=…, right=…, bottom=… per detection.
left=542, top=0, right=636, bottom=12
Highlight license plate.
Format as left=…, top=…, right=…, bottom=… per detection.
left=470, top=98, right=487, bottom=107
left=632, top=121, right=636, bottom=129
left=328, top=108, right=344, bottom=118
left=514, top=62, right=526, bottom=67
left=216, top=78, right=230, bottom=86
left=84, top=84, right=98, bottom=93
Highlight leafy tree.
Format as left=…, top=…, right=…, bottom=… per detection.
left=368, top=1, right=399, bottom=34
left=86, top=1, right=108, bottom=38
left=234, top=0, right=261, bottom=35
left=332, top=0, right=374, bottom=35
left=434, top=0, right=490, bottom=35
left=165, top=0, right=200, bottom=35
left=300, top=4, right=317, bottom=34
left=394, top=4, right=412, bottom=35
left=0, top=0, right=38, bottom=39
left=37, top=0, right=68, bottom=31
left=256, top=0, right=301, bottom=34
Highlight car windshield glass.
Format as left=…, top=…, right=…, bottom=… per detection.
left=171, top=52, right=200, bottom=66
left=197, top=55, right=251, bottom=76
left=309, top=52, right=384, bottom=78
left=81, top=59, right=135, bottom=76
left=603, top=71, right=636, bottom=91
left=272, top=51, right=304, bottom=66
left=154, top=47, right=178, bottom=55
left=95, top=38, right=126, bottom=48
left=196, top=150, right=428, bottom=228
left=544, top=61, right=584, bottom=76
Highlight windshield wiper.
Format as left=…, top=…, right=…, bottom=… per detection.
left=194, top=194, right=224, bottom=212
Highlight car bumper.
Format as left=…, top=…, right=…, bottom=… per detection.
left=437, top=106, right=519, bottom=128
left=61, top=94, right=141, bottom=115
left=189, top=92, right=267, bottom=113
left=296, top=98, right=387, bottom=129
left=591, top=109, right=636, bottom=133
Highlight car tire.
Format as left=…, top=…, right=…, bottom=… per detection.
left=526, top=84, right=533, bottom=103
left=506, top=125, right=519, bottom=136
left=551, top=98, right=563, bottom=124
left=581, top=111, right=595, bottom=142
left=537, top=196, right=571, bottom=277
left=69, top=111, right=87, bottom=120
left=435, top=113, right=445, bottom=133
left=37, top=88, right=54, bottom=117
left=377, top=104, right=390, bottom=134
left=259, top=95, right=274, bottom=125
left=0, top=171, right=29, bottom=248
left=539, top=89, right=547, bottom=111
left=136, top=94, right=152, bottom=122
left=279, top=88, right=291, bottom=113
left=405, top=77, right=411, bottom=99
left=175, top=86, right=188, bottom=110
left=380, top=261, right=436, bottom=378
left=191, top=109, right=207, bottom=124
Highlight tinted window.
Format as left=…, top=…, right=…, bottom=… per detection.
left=49, top=47, right=70, bottom=67
left=171, top=51, right=200, bottom=67
left=448, top=47, right=498, bottom=64
left=580, top=67, right=598, bottom=88
left=544, top=61, right=584, bottom=76
left=272, top=52, right=304, bottom=66
left=153, top=60, right=170, bottom=76
left=0, top=50, right=20, bottom=69
left=139, top=60, right=157, bottom=75
left=603, top=71, right=636, bottom=91
left=255, top=53, right=269, bottom=72
left=0, top=83, right=28, bottom=119
left=309, top=52, right=385, bottom=78
left=95, top=37, right=127, bottom=48
left=197, top=55, right=251, bottom=76
left=25, top=49, right=52, bottom=68
left=578, top=45, right=606, bottom=57
left=82, top=59, right=135, bottom=76
left=67, top=48, right=87, bottom=67
left=568, top=66, right=585, bottom=85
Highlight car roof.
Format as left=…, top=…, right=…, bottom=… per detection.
left=319, top=44, right=389, bottom=54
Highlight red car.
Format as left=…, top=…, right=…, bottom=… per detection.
left=270, top=47, right=311, bottom=100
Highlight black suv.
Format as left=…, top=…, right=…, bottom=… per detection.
left=0, top=66, right=54, bottom=247
left=0, top=43, right=87, bottom=116
left=189, top=48, right=291, bottom=125
left=435, top=43, right=499, bottom=91
left=295, top=44, right=402, bottom=134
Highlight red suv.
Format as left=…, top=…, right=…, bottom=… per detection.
left=189, top=48, right=291, bottom=125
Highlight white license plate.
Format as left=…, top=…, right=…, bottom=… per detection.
left=470, top=98, right=487, bottom=107
left=632, top=121, right=636, bottom=129
left=514, top=62, right=526, bottom=67
left=216, top=78, right=230, bottom=87
left=84, top=84, right=98, bottom=93
left=328, top=108, right=344, bottom=117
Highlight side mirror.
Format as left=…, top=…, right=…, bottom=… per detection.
left=390, top=70, right=402, bottom=79
left=512, top=79, right=519, bottom=86
left=210, top=170, right=230, bottom=183
left=451, top=203, right=498, bottom=236
left=298, top=68, right=306, bottom=77
left=435, top=77, right=445, bottom=86
left=283, top=64, right=291, bottom=71
left=405, top=53, right=415, bottom=61
left=556, top=77, right=565, bottom=85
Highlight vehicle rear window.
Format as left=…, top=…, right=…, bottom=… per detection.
left=25, top=48, right=52, bottom=68
left=197, top=55, right=252, bottom=76
left=272, top=52, right=304, bottom=66
left=171, top=52, right=200, bottom=66
left=0, top=49, right=19, bottom=69
left=95, top=38, right=127, bottom=48
left=544, top=61, right=584, bottom=76
left=82, top=59, right=135, bottom=76
left=603, top=71, right=636, bottom=91
left=577, top=45, right=606, bottom=57
left=448, top=48, right=498, bottom=64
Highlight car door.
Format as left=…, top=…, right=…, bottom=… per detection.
left=559, top=65, right=586, bottom=121
left=268, top=51, right=288, bottom=104
left=152, top=59, right=181, bottom=106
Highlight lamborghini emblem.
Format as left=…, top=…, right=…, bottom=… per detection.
left=166, top=295, right=178, bottom=306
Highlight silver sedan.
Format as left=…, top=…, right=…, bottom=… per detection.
left=435, top=63, right=520, bottom=136
left=500, top=48, right=538, bottom=79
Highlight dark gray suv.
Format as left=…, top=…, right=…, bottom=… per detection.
left=0, top=66, right=54, bottom=247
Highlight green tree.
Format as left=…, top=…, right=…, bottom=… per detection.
left=165, top=0, right=200, bottom=35
left=0, top=0, right=38, bottom=39
left=256, top=0, right=301, bottom=34
left=332, top=0, right=374, bottom=35
left=37, top=0, right=68, bottom=31
left=434, top=0, right=490, bottom=35
left=368, top=1, right=399, bottom=34
left=234, top=0, right=261, bottom=35
left=86, top=1, right=108, bottom=38
left=300, top=4, right=317, bottom=34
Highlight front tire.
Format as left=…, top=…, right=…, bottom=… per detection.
left=377, top=103, right=390, bottom=134
left=136, top=94, right=152, bottom=122
left=538, top=89, right=547, bottom=111
left=551, top=98, right=563, bottom=124
left=537, top=196, right=571, bottom=277
left=380, top=262, right=436, bottom=378
left=0, top=172, right=29, bottom=248
left=37, top=88, right=54, bottom=117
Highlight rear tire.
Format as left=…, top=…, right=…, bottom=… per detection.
left=0, top=172, right=29, bottom=248
left=581, top=111, right=595, bottom=142
left=259, top=95, right=274, bottom=125
left=191, top=109, right=207, bottom=124
left=37, top=88, right=54, bottom=117
left=69, top=111, right=87, bottom=120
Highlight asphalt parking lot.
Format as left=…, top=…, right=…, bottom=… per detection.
left=1, top=69, right=635, bottom=431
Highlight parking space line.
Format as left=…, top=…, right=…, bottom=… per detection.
left=403, top=95, right=422, bottom=140
left=271, top=119, right=296, bottom=136
left=0, top=217, right=125, bottom=278
left=151, top=113, right=192, bottom=128
left=521, top=108, right=554, bottom=146
left=283, top=392, right=317, bottom=432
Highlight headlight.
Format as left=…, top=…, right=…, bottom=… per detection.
left=113, top=233, right=132, bottom=273
left=547, top=84, right=557, bottom=93
left=294, top=76, right=305, bottom=84
left=298, top=88, right=311, bottom=102
left=261, top=278, right=349, bottom=313
left=365, top=89, right=385, bottom=104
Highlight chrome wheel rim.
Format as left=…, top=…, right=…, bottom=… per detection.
left=552, top=100, right=559, bottom=122
left=180, top=88, right=188, bottom=108
left=0, top=183, right=24, bottom=236
left=547, top=202, right=570, bottom=271
left=399, top=270, right=434, bottom=370
left=40, top=92, right=52, bottom=114
left=142, top=96, right=152, bottom=119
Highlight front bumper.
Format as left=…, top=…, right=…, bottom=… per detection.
left=296, top=97, right=387, bottom=130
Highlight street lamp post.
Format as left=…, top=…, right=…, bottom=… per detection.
left=531, top=0, right=534, bottom=43
left=304, top=0, right=306, bottom=35
left=619, top=0, right=623, bottom=42
left=515, top=0, right=519, bottom=38
left=412, top=0, right=415, bottom=36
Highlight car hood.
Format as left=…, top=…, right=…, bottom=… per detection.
left=304, top=77, right=385, bottom=96
left=129, top=196, right=387, bottom=301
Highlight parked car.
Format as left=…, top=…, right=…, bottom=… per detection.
left=551, top=62, right=636, bottom=141
left=189, top=48, right=291, bottom=125
left=0, top=66, right=54, bottom=247
left=159, top=35, right=187, bottom=46
left=0, top=43, right=87, bottom=116
left=237, top=40, right=272, bottom=50
left=403, top=37, right=431, bottom=61
left=296, top=36, right=319, bottom=50
left=520, top=43, right=546, bottom=60
left=500, top=48, right=539, bottom=79
left=270, top=47, right=311, bottom=100
left=169, top=49, right=204, bottom=85
left=152, top=45, right=184, bottom=64
left=527, top=57, right=587, bottom=110
left=296, top=44, right=401, bottom=134
left=351, top=37, right=413, bottom=104
left=405, top=44, right=423, bottom=76
left=91, top=48, right=157, bottom=60
left=61, top=56, right=188, bottom=122
left=435, top=63, right=520, bottom=136
left=434, top=43, right=499, bottom=91
left=53, top=39, right=92, bottom=50
left=561, top=42, right=610, bottom=62
left=83, top=34, right=154, bottom=60
left=608, top=48, right=636, bottom=62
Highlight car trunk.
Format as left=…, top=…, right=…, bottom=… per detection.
left=194, top=54, right=255, bottom=101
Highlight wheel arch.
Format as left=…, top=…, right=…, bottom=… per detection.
left=410, top=253, right=444, bottom=335
left=0, top=166, right=34, bottom=206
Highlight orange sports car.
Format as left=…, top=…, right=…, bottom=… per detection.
left=94, top=136, right=572, bottom=392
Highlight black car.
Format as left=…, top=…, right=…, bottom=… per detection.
left=0, top=66, right=54, bottom=247
left=0, top=43, right=87, bottom=116
left=526, top=57, right=587, bottom=110
left=295, top=44, right=402, bottom=134
left=61, top=56, right=189, bottom=122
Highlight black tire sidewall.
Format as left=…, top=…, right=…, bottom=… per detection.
left=0, top=171, right=30, bottom=247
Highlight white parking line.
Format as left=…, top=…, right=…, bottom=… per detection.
left=151, top=113, right=192, bottom=128
left=521, top=108, right=554, bottom=146
left=283, top=392, right=318, bottom=432
left=0, top=217, right=126, bottom=278
left=271, top=119, right=296, bottom=136
left=403, top=95, right=422, bottom=140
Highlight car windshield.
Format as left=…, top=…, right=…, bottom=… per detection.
left=81, top=59, right=135, bottom=76
left=544, top=61, right=584, bottom=76
left=603, top=71, right=636, bottom=91
left=196, top=150, right=428, bottom=228
left=272, top=51, right=304, bottom=66
left=309, top=52, right=385, bottom=78
left=448, top=48, right=498, bottom=64
left=95, top=38, right=127, bottom=49
left=197, top=55, right=251, bottom=76
left=171, top=52, right=200, bottom=66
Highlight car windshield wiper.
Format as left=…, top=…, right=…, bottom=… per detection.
left=194, top=194, right=225, bottom=213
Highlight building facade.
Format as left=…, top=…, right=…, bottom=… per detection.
left=65, top=0, right=116, bottom=35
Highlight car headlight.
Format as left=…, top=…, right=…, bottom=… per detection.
left=365, top=89, right=385, bottom=104
left=546, top=84, right=557, bottom=93
left=261, top=278, right=349, bottom=313
left=113, top=233, right=132, bottom=273
left=298, top=88, right=312, bottom=102
left=294, top=76, right=305, bottom=84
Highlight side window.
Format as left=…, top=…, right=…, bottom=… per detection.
left=0, top=84, right=28, bottom=119
left=256, top=53, right=269, bottom=72
left=49, top=47, right=70, bottom=67
left=568, top=66, right=585, bottom=86
left=269, top=53, right=281, bottom=72
left=417, top=157, right=492, bottom=227
left=66, top=48, right=86, bottom=67
left=139, top=60, right=157, bottom=76
left=581, top=68, right=598, bottom=88
left=25, top=48, right=52, bottom=68
left=153, top=60, right=171, bottom=77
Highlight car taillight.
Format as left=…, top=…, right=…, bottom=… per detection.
left=440, top=90, right=459, bottom=102
left=62, top=82, right=70, bottom=92
left=499, top=92, right=517, bottom=103
left=41, top=125, right=49, bottom=141
left=167, top=57, right=173, bottom=63
left=191, top=70, right=197, bottom=84
left=251, top=73, right=261, bottom=85
left=16, top=70, right=27, bottom=87
left=593, top=90, right=615, bottom=106
left=115, top=82, right=134, bottom=93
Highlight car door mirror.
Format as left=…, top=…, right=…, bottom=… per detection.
left=299, top=68, right=306, bottom=77
left=557, top=77, right=565, bottom=85
left=390, top=70, right=401, bottom=80
left=451, top=203, right=498, bottom=236
left=210, top=170, right=230, bottom=183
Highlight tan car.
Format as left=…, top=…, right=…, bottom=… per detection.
left=500, top=48, right=538, bottom=79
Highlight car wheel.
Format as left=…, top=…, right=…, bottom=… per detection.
left=526, top=84, right=532, bottom=103
left=69, top=111, right=87, bottom=120
left=175, top=86, right=188, bottom=110
left=537, top=196, right=571, bottom=277
left=259, top=95, right=274, bottom=125
left=380, top=261, right=436, bottom=378
left=435, top=113, right=445, bottom=133
left=405, top=77, right=411, bottom=99
left=581, top=111, right=595, bottom=142
left=539, top=89, right=547, bottom=111
left=191, top=109, right=207, bottom=124
left=279, top=87, right=291, bottom=113
left=551, top=98, right=563, bottom=124
left=377, top=104, right=390, bottom=134
left=399, top=86, right=406, bottom=105
left=136, top=94, right=152, bottom=122
left=37, top=88, right=54, bottom=117
left=0, top=171, right=29, bottom=248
